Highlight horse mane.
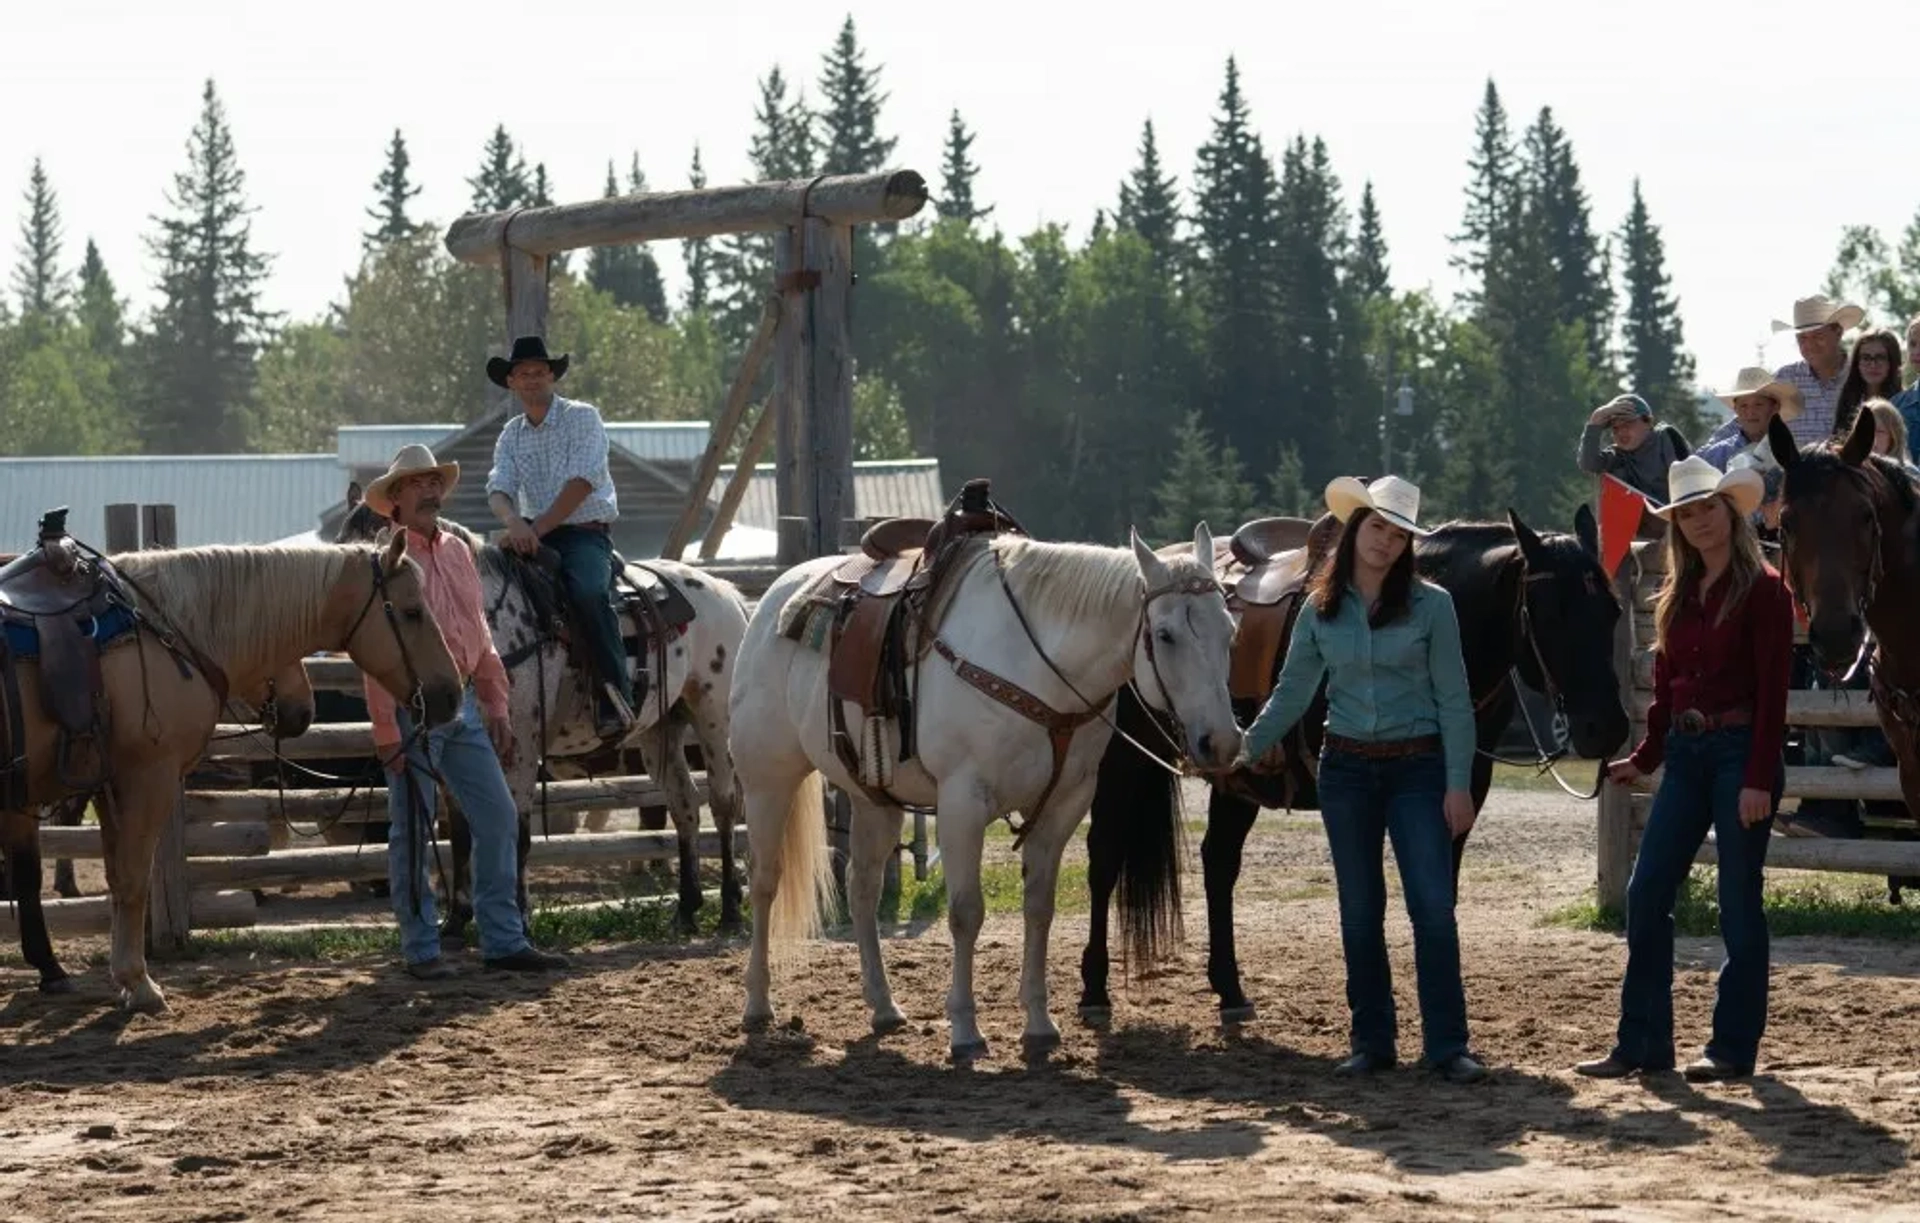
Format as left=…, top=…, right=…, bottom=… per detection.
left=1787, top=445, right=1920, bottom=516
left=983, top=535, right=1183, bottom=628
left=112, top=544, right=361, bottom=672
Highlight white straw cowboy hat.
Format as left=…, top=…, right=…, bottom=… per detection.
left=363, top=444, right=461, bottom=517
left=1650, top=455, right=1763, bottom=520
left=1714, top=367, right=1804, bottom=423
left=1772, top=294, right=1865, bottom=335
left=1325, top=475, right=1428, bottom=536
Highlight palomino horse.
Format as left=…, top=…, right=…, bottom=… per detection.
left=1, top=658, right=318, bottom=908
left=0, top=536, right=461, bottom=1011
left=1078, top=507, right=1631, bottom=1024
left=732, top=524, right=1241, bottom=1061
left=337, top=504, right=753, bottom=934
left=1769, top=412, right=1920, bottom=891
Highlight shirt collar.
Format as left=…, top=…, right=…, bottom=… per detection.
left=523, top=395, right=568, bottom=428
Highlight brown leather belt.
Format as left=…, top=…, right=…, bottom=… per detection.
left=1674, top=706, right=1752, bottom=735
left=1324, top=732, right=1442, bottom=759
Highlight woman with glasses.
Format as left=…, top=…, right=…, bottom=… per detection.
left=1835, top=328, right=1903, bottom=439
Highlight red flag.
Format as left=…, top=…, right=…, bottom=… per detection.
left=1598, top=475, right=1646, bottom=580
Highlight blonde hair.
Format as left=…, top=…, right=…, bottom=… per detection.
left=1867, top=397, right=1909, bottom=457
left=1652, top=495, right=1767, bottom=651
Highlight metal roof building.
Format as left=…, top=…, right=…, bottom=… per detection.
left=0, top=455, right=343, bottom=549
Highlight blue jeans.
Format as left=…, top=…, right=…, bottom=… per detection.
left=1613, top=726, right=1778, bottom=1071
left=543, top=524, right=631, bottom=711
left=389, top=688, right=529, bottom=963
left=1317, top=747, right=1470, bottom=1065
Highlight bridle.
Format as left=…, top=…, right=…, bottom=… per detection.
left=1471, top=562, right=1610, bottom=801
left=1781, top=469, right=1909, bottom=721
left=341, top=550, right=429, bottom=724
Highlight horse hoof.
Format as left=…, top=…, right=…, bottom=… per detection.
left=1021, top=1032, right=1062, bottom=1059
left=871, top=1012, right=909, bottom=1037
left=38, top=976, right=76, bottom=996
left=950, top=1038, right=990, bottom=1064
left=1219, top=1003, right=1257, bottom=1025
left=1077, top=1004, right=1112, bottom=1029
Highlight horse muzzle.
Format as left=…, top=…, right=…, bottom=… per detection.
left=419, top=679, right=464, bottom=728
left=1191, top=725, right=1243, bottom=772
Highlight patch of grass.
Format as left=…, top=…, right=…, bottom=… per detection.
left=1491, top=758, right=1602, bottom=792
left=884, top=861, right=1092, bottom=924
left=1547, top=867, right=1920, bottom=940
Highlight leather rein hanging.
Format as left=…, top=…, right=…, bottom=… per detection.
left=1468, top=565, right=1607, bottom=801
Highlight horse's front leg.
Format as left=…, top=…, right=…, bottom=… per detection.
left=4, top=818, right=73, bottom=993
left=439, top=798, right=476, bottom=946
left=685, top=682, right=746, bottom=933
left=1201, top=785, right=1260, bottom=1021
left=52, top=803, right=83, bottom=899
left=935, top=781, right=992, bottom=1062
left=101, top=769, right=176, bottom=1014
left=635, top=719, right=705, bottom=933
left=1077, top=784, right=1123, bottom=1027
left=1020, top=783, right=1094, bottom=1058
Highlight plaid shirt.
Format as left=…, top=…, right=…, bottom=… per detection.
left=1772, top=360, right=1845, bottom=443
left=485, top=395, right=619, bottom=525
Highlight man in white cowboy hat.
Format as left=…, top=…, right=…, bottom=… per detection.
left=1696, top=367, right=1806, bottom=533
left=1770, top=293, right=1864, bottom=443
left=363, top=443, right=570, bottom=979
left=1892, top=314, right=1920, bottom=462
left=482, top=334, right=634, bottom=740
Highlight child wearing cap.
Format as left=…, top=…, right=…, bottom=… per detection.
left=1576, top=394, right=1692, bottom=506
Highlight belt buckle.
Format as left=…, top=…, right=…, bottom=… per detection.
left=1677, top=709, right=1706, bottom=734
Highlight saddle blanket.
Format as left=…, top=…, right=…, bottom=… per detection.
left=1, top=602, right=137, bottom=660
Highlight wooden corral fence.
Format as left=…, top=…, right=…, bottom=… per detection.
left=1595, top=539, right=1920, bottom=910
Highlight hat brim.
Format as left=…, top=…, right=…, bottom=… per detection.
left=1777, top=304, right=1866, bottom=335
left=364, top=462, right=461, bottom=517
left=486, top=353, right=571, bottom=389
left=1716, top=381, right=1804, bottom=423
left=1324, top=476, right=1429, bottom=536
left=1650, top=469, right=1763, bottom=520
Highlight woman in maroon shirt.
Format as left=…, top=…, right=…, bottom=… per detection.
left=1575, top=455, right=1794, bottom=1082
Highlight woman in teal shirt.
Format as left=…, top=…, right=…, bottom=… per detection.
left=1234, top=475, right=1484, bottom=1083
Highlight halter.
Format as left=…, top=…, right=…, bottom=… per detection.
left=341, top=550, right=429, bottom=723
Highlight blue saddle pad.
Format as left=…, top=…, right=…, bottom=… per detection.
left=1, top=602, right=138, bottom=660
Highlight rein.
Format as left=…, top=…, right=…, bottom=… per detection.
left=1468, top=569, right=1605, bottom=801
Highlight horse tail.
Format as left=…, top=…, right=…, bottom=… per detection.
left=1101, top=684, right=1187, bottom=972
left=764, top=768, right=836, bottom=947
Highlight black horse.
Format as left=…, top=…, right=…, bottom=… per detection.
left=1077, top=506, right=1632, bottom=1024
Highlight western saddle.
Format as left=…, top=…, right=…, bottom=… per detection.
left=806, top=478, right=1027, bottom=800
left=0, top=507, right=139, bottom=807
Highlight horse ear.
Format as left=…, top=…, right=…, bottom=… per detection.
left=1572, top=502, right=1601, bottom=557
left=1192, top=520, right=1215, bottom=566
left=383, top=531, right=407, bottom=572
left=1507, top=508, right=1546, bottom=558
left=1768, top=414, right=1800, bottom=468
left=1839, top=405, right=1875, bottom=467
left=1132, top=527, right=1171, bottom=586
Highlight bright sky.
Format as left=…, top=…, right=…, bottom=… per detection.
left=8, top=0, right=1909, bottom=402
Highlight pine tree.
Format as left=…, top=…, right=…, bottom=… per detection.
left=75, top=239, right=125, bottom=359
left=1521, top=106, right=1612, bottom=375
left=531, top=163, right=553, bottom=208
left=1191, top=58, right=1285, bottom=465
left=467, top=124, right=530, bottom=212
left=1116, top=118, right=1183, bottom=274
left=1275, top=135, right=1364, bottom=483
left=936, top=109, right=990, bottom=224
left=1350, top=180, right=1391, bottom=298
left=363, top=128, right=422, bottom=251
left=586, top=159, right=670, bottom=323
left=624, top=154, right=669, bottom=323
left=135, top=79, right=276, bottom=452
left=1148, top=410, right=1253, bottom=544
left=1618, top=178, right=1701, bottom=439
left=816, top=16, right=896, bottom=268
left=713, top=66, right=818, bottom=346
left=1449, top=78, right=1517, bottom=303
left=681, top=144, right=713, bottom=314
left=13, top=157, right=68, bottom=320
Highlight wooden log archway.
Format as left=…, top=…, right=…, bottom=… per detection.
left=444, top=170, right=929, bottom=564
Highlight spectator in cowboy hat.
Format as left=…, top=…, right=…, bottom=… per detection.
left=1696, top=367, right=1804, bottom=537
left=483, top=334, right=635, bottom=740
left=1891, top=315, right=1920, bottom=461
left=1770, top=293, right=1865, bottom=443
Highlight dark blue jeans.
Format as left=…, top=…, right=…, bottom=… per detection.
left=1613, top=726, right=1778, bottom=1071
left=543, top=524, right=631, bottom=710
left=1317, top=747, right=1470, bottom=1066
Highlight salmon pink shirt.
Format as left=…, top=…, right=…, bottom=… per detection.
left=363, top=525, right=510, bottom=752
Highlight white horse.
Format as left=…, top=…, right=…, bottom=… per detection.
left=338, top=505, right=752, bottom=933
left=731, top=524, right=1241, bottom=1060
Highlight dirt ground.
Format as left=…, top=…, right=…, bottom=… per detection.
left=4, top=783, right=1920, bottom=1222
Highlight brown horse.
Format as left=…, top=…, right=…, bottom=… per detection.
left=1, top=536, right=461, bottom=1012
left=1769, top=411, right=1920, bottom=852
left=3, top=657, right=319, bottom=908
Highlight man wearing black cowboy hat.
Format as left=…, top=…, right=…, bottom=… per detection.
left=484, top=335, right=634, bottom=739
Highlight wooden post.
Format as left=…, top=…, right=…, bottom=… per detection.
left=139, top=505, right=193, bottom=954
left=773, top=229, right=813, bottom=562
left=1596, top=541, right=1640, bottom=914
left=807, top=221, right=857, bottom=569
left=504, top=247, right=549, bottom=344
left=663, top=296, right=781, bottom=560
left=103, top=504, right=139, bottom=554
left=698, top=396, right=780, bottom=562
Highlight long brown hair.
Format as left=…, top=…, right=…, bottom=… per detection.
left=1652, top=494, right=1767, bottom=651
left=1309, top=507, right=1416, bottom=626
left=1837, top=328, right=1902, bottom=437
